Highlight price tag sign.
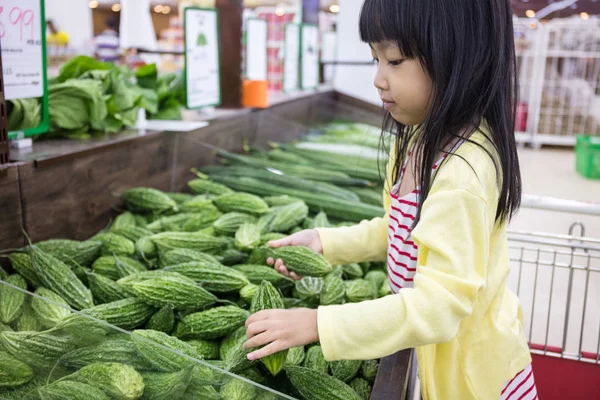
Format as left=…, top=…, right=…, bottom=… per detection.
left=245, top=18, right=267, bottom=81
left=1, top=0, right=44, bottom=100
left=283, top=23, right=300, bottom=93
left=184, top=7, right=221, bottom=109
left=301, top=24, right=319, bottom=90
left=1, top=0, right=48, bottom=139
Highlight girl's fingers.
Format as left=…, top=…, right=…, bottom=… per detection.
left=243, top=330, right=275, bottom=350
left=267, top=237, right=291, bottom=248
left=279, top=265, right=290, bottom=276
left=289, top=271, right=302, bottom=280
left=266, top=257, right=275, bottom=265
left=247, top=341, right=288, bottom=361
left=274, top=259, right=290, bottom=276
left=245, top=320, right=271, bottom=340
left=245, top=309, right=270, bottom=328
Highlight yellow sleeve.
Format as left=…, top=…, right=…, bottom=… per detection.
left=317, top=187, right=489, bottom=360
left=314, top=213, right=389, bottom=265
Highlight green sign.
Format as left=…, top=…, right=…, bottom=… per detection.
left=184, top=7, right=221, bottom=109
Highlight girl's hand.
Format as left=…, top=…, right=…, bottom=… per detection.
left=266, top=229, right=323, bottom=280
left=243, top=308, right=319, bottom=360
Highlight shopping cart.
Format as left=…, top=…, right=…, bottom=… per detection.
left=505, top=195, right=600, bottom=399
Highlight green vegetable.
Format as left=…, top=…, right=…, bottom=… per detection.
left=285, top=346, right=306, bottom=366
left=125, top=274, right=217, bottom=310
left=58, top=338, right=155, bottom=371
left=186, top=338, right=220, bottom=360
left=132, top=330, right=201, bottom=372
left=285, top=365, right=361, bottom=400
left=303, top=346, right=328, bottom=374
left=250, top=281, right=288, bottom=375
left=30, top=288, right=71, bottom=329
left=0, top=275, right=28, bottom=324
left=214, top=192, right=270, bottom=215
left=0, top=351, right=34, bottom=388
left=361, top=359, right=379, bottom=383
left=269, top=246, right=332, bottom=277
left=163, top=262, right=249, bottom=293
left=145, top=304, right=175, bottom=334
left=179, top=306, right=250, bottom=340
left=350, top=377, right=372, bottom=400
left=38, top=380, right=111, bottom=400
left=330, top=359, right=362, bottom=383
left=139, top=367, right=193, bottom=400
left=29, top=246, right=94, bottom=310
left=235, top=223, right=262, bottom=251
left=65, top=362, right=145, bottom=400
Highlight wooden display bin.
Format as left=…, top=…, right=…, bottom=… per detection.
left=0, top=89, right=409, bottom=400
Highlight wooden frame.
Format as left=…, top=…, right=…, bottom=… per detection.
left=0, top=89, right=411, bottom=400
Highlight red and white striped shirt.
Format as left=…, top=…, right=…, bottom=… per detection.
left=387, top=145, right=537, bottom=399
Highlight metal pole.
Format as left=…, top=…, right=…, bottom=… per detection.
left=0, top=41, right=9, bottom=165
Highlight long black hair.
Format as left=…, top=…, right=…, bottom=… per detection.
left=360, top=0, right=521, bottom=223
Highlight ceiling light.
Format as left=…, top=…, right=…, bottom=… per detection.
left=329, top=4, right=340, bottom=13
left=111, top=3, right=121, bottom=12
left=88, top=0, right=98, bottom=9
left=580, top=12, right=590, bottom=19
left=162, top=5, right=171, bottom=14
left=275, top=7, right=285, bottom=16
left=154, top=5, right=163, bottom=13
left=525, top=10, right=535, bottom=18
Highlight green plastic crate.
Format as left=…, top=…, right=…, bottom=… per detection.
left=576, top=135, right=600, bottom=179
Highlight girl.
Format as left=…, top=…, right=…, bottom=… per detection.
left=244, top=0, right=536, bottom=398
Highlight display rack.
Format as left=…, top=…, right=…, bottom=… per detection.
left=514, top=16, right=600, bottom=147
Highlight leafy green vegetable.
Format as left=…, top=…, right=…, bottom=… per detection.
left=136, top=64, right=158, bottom=89
left=7, top=99, right=41, bottom=131
left=58, top=55, right=112, bottom=83
left=48, top=79, right=107, bottom=132
left=9, top=55, right=185, bottom=139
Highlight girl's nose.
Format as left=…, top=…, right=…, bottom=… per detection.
left=374, top=65, right=389, bottom=92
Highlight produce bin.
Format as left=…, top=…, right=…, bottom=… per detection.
left=0, top=92, right=410, bottom=399
left=0, top=279, right=293, bottom=399
left=575, top=134, right=600, bottom=179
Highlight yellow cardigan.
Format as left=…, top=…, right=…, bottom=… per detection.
left=315, top=130, right=531, bottom=400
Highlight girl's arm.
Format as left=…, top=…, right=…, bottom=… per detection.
left=318, top=186, right=490, bottom=360
left=315, top=213, right=390, bottom=265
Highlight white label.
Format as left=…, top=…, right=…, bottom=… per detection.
left=185, top=8, right=220, bottom=109
left=301, top=24, right=319, bottom=90
left=0, top=0, right=44, bottom=100
left=246, top=18, right=267, bottom=81
left=283, top=23, right=300, bottom=93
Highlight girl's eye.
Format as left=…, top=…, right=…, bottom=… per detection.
left=388, top=59, right=405, bottom=66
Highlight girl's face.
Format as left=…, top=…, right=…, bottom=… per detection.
left=370, top=41, right=433, bottom=126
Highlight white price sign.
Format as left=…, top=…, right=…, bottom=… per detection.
left=0, top=0, right=44, bottom=100
left=184, top=7, right=221, bottom=109
left=245, top=18, right=267, bottom=81
left=301, top=24, right=319, bottom=90
left=283, top=23, right=300, bottom=93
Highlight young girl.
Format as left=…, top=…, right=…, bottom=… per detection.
left=244, top=0, right=536, bottom=398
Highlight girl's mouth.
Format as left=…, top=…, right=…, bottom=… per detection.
left=382, top=100, right=395, bottom=110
